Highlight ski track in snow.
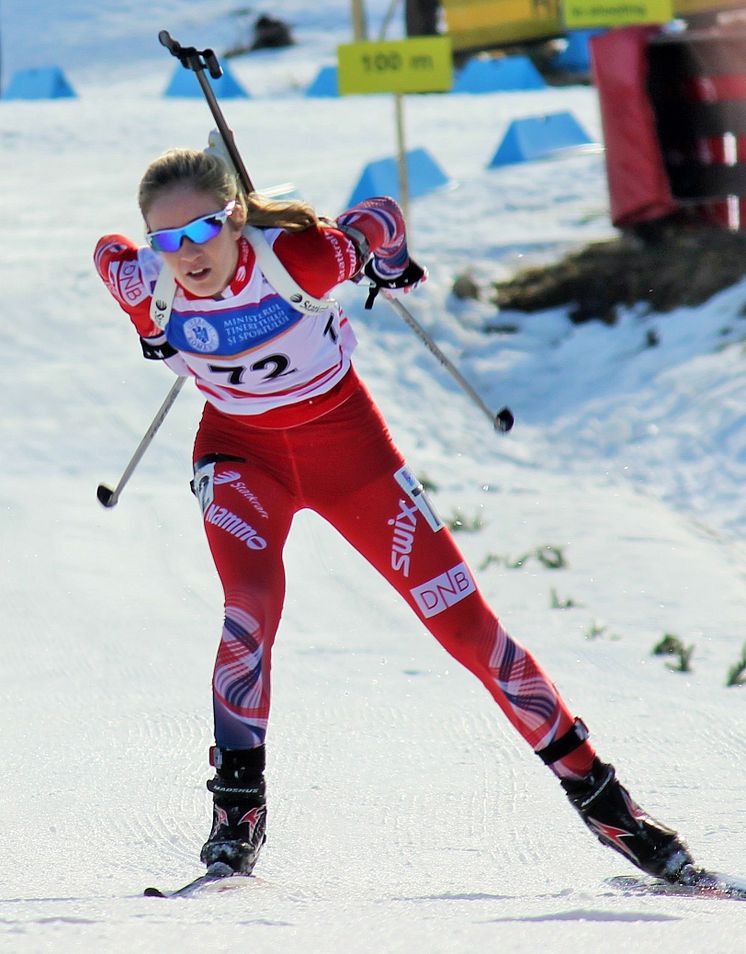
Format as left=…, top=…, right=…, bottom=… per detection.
left=2, top=2, right=746, bottom=953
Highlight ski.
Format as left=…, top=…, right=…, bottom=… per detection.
left=144, top=861, right=251, bottom=898
left=608, top=867, right=746, bottom=901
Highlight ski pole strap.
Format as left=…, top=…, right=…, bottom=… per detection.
left=536, top=717, right=590, bottom=765
left=365, top=284, right=381, bottom=310
left=244, top=226, right=334, bottom=315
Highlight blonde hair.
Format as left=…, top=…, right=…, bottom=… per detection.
left=138, top=148, right=318, bottom=232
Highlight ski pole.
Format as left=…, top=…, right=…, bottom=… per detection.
left=98, top=36, right=247, bottom=510
left=98, top=35, right=247, bottom=511
left=385, top=298, right=514, bottom=432
left=158, top=31, right=255, bottom=196
left=97, top=376, right=187, bottom=508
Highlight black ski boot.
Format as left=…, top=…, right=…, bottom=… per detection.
left=561, top=757, right=693, bottom=882
left=200, top=745, right=267, bottom=875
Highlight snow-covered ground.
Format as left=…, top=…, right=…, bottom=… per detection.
left=1, top=2, right=745, bottom=952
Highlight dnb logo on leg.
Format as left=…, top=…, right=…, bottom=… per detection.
left=410, top=563, right=476, bottom=618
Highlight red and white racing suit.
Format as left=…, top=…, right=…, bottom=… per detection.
left=95, top=197, right=595, bottom=779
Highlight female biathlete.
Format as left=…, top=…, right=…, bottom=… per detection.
left=95, top=146, right=692, bottom=884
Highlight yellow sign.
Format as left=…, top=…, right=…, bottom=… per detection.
left=442, top=0, right=563, bottom=52
left=337, top=37, right=453, bottom=95
left=443, top=0, right=726, bottom=49
left=674, top=0, right=744, bottom=12
left=562, top=0, right=673, bottom=27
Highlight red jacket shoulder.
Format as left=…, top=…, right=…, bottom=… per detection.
left=273, top=226, right=360, bottom=298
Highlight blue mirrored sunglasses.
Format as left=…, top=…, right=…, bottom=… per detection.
left=146, top=200, right=236, bottom=253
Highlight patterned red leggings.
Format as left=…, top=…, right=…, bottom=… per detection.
left=192, top=374, right=595, bottom=779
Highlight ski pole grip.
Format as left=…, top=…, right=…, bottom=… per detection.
left=158, top=31, right=180, bottom=56
left=204, top=50, right=222, bottom=79
left=159, top=31, right=220, bottom=77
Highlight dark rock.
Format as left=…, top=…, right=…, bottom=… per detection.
left=492, top=224, right=746, bottom=323
left=251, top=14, right=294, bottom=51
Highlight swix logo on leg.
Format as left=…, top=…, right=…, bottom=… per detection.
left=389, top=498, right=418, bottom=576
left=410, top=562, right=476, bottom=618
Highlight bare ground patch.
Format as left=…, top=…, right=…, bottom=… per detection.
left=491, top=226, right=746, bottom=325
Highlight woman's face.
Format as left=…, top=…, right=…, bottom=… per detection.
left=146, top=185, right=242, bottom=297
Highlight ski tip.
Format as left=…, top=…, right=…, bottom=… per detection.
left=609, top=868, right=746, bottom=901
left=143, top=862, right=246, bottom=899
left=681, top=867, right=746, bottom=898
